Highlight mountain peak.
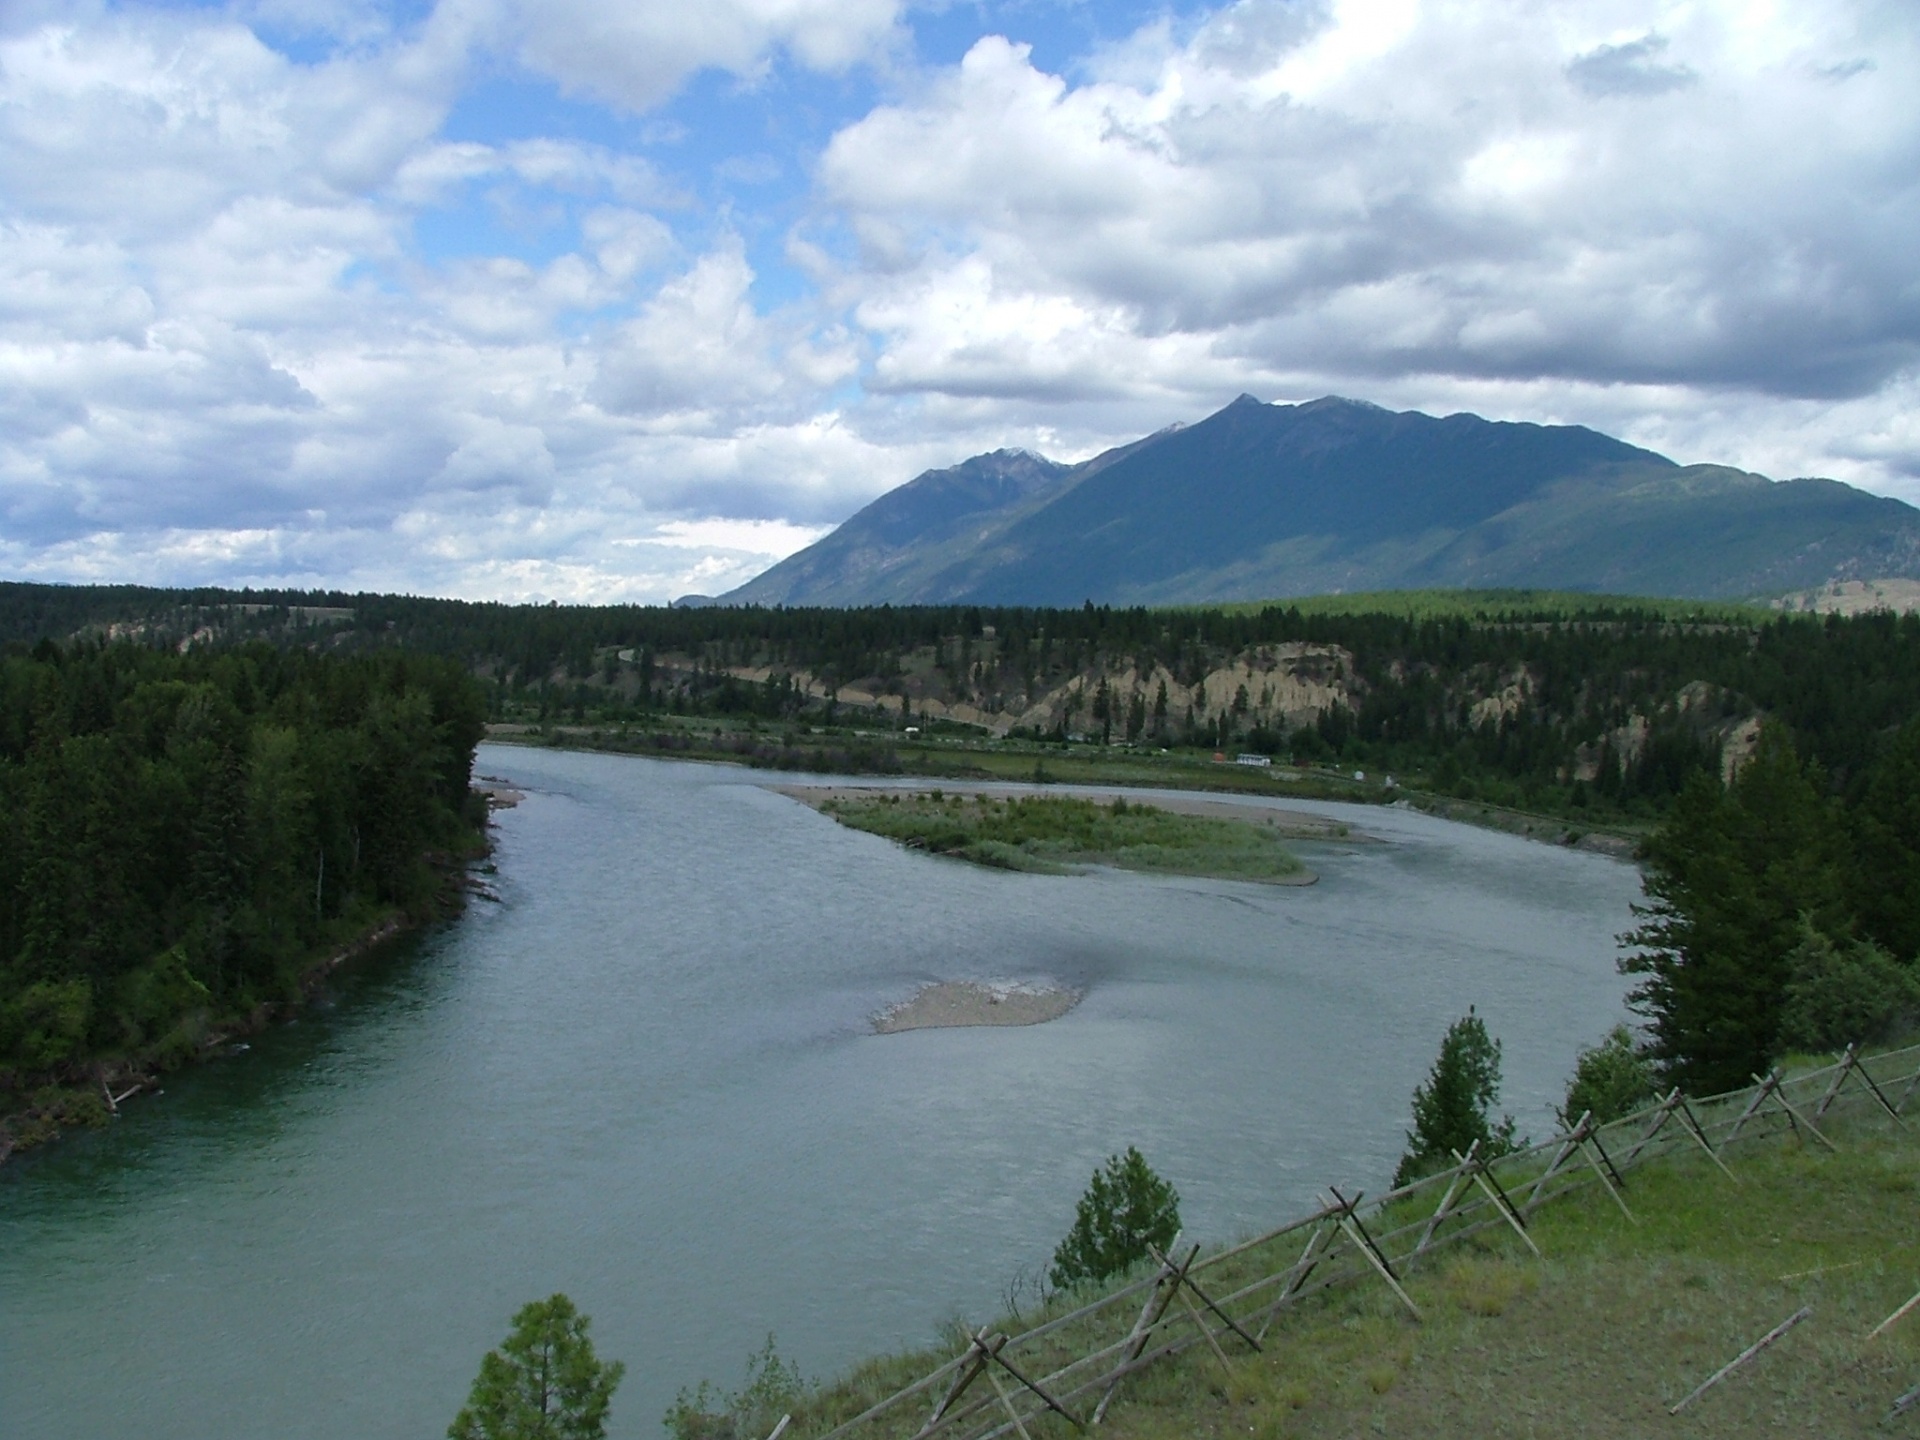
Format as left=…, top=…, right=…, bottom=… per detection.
left=1296, top=394, right=1389, bottom=414
left=718, top=398, right=1920, bottom=607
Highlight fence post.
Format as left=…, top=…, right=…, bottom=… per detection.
left=1748, top=1072, right=1838, bottom=1152
left=1449, top=1147, right=1540, bottom=1258
left=1091, top=1250, right=1185, bottom=1425
left=1619, top=1089, right=1682, bottom=1167
left=1523, top=1133, right=1579, bottom=1215
left=1671, top=1090, right=1742, bottom=1182
left=1256, top=1214, right=1337, bottom=1343
left=1817, top=1044, right=1908, bottom=1128
left=1414, top=1142, right=1477, bottom=1254
left=1327, top=1186, right=1422, bottom=1322
left=1812, top=1044, right=1859, bottom=1121
left=1565, top=1112, right=1635, bottom=1224
left=1145, top=1243, right=1262, bottom=1356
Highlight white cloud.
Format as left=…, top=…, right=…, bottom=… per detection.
left=856, top=253, right=1240, bottom=404
left=484, top=0, right=903, bottom=112
left=592, top=240, right=859, bottom=425
left=815, top=0, right=1920, bottom=494
left=0, top=2, right=900, bottom=599
left=649, top=516, right=829, bottom=552
left=1, top=0, right=1917, bottom=608
left=429, top=418, right=557, bottom=504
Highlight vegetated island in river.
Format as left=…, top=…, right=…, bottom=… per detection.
left=788, top=787, right=1323, bottom=884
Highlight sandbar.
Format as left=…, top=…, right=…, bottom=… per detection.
left=875, top=981, right=1081, bottom=1033
left=474, top=777, right=525, bottom=809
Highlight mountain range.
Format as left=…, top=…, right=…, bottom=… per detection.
left=712, top=396, right=1920, bottom=607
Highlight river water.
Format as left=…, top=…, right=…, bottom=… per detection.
left=0, top=746, right=1645, bottom=1438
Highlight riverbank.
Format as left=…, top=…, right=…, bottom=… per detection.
left=0, top=829, right=491, bottom=1168
left=798, top=789, right=1318, bottom=884
left=485, top=724, right=1645, bottom=860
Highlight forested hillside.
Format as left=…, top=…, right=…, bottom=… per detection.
left=5, top=582, right=1920, bottom=824
left=0, top=639, right=486, bottom=1146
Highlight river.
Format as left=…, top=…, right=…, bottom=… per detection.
left=0, top=745, right=1645, bottom=1438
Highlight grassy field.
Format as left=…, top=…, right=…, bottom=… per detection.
left=818, top=792, right=1310, bottom=882
left=1092, top=1121, right=1920, bottom=1439
left=718, top=1109, right=1920, bottom=1440
left=899, top=745, right=1377, bottom=802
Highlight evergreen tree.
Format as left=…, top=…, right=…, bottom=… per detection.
left=1853, top=717, right=1920, bottom=962
left=1393, top=1008, right=1516, bottom=1186
left=1049, top=1147, right=1180, bottom=1289
left=1621, top=728, right=1848, bottom=1093
left=449, top=1294, right=624, bottom=1440
left=1777, top=922, right=1920, bottom=1053
left=1559, top=1024, right=1657, bottom=1126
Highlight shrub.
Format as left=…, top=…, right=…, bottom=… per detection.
left=1393, top=1008, right=1517, bottom=1187
left=1560, top=1025, right=1658, bottom=1125
left=1778, top=923, right=1920, bottom=1054
left=665, top=1335, right=808, bottom=1440
left=109, top=945, right=211, bottom=1050
left=2, top=979, right=92, bottom=1072
left=1049, top=1146, right=1181, bottom=1290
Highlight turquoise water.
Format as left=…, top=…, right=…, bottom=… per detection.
left=0, top=746, right=1643, bottom=1438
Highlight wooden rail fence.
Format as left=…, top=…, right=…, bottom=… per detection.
left=791, top=1040, right=1920, bottom=1440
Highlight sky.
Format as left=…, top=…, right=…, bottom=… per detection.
left=1, top=0, right=1916, bottom=603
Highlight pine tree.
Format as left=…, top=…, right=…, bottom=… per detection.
left=1393, top=1008, right=1516, bottom=1186
left=1621, top=727, right=1847, bottom=1093
left=1049, top=1147, right=1180, bottom=1289
left=449, top=1294, right=624, bottom=1440
left=1853, top=717, right=1920, bottom=962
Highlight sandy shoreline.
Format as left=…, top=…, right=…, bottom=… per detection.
left=875, top=981, right=1082, bottom=1033
left=473, top=776, right=525, bottom=809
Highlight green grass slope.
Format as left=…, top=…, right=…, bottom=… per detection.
left=1101, top=1129, right=1920, bottom=1439
left=722, top=1054, right=1920, bottom=1440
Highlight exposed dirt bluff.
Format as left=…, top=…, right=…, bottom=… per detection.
left=719, top=641, right=1360, bottom=740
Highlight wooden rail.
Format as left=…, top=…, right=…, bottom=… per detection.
left=797, top=1040, right=1920, bottom=1440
